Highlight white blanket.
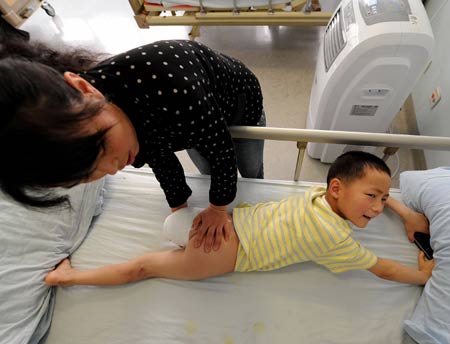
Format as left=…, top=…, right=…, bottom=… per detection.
left=46, top=167, right=420, bottom=344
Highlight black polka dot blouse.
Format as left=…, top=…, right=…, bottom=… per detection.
left=82, top=40, right=263, bottom=208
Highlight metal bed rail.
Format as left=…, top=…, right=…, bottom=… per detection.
left=229, top=126, right=450, bottom=181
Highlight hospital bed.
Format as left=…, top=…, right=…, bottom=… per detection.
left=0, top=0, right=55, bottom=27
left=128, top=0, right=331, bottom=39
left=0, top=127, right=450, bottom=344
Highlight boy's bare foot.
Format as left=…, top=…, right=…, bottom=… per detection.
left=45, top=259, right=75, bottom=286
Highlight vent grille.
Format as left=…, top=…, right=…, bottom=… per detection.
left=324, top=8, right=346, bottom=72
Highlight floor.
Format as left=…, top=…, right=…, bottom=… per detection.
left=20, top=0, right=423, bottom=188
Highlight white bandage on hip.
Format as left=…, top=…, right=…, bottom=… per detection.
left=163, top=207, right=204, bottom=247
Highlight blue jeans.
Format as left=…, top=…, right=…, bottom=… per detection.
left=187, top=111, right=266, bottom=179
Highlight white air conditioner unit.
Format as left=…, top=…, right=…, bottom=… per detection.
left=306, top=0, right=434, bottom=163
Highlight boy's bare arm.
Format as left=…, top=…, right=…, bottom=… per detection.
left=368, top=252, right=434, bottom=285
left=385, top=197, right=429, bottom=242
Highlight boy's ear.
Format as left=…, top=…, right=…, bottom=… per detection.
left=63, top=72, right=104, bottom=98
left=328, top=178, right=342, bottom=199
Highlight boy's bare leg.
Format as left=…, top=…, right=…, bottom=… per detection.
left=45, top=227, right=240, bottom=286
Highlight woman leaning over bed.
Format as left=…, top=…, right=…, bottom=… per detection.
left=0, top=38, right=265, bottom=252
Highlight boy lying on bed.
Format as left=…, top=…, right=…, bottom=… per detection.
left=45, top=151, right=434, bottom=287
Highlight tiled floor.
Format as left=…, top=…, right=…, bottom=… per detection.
left=21, top=0, right=422, bottom=188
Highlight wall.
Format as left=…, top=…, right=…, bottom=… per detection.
left=412, top=0, right=450, bottom=167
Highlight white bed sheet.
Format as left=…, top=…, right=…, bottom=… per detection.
left=45, top=167, right=421, bottom=344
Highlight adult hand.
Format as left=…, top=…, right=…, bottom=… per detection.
left=404, top=209, right=430, bottom=242
left=192, top=203, right=232, bottom=253
left=171, top=202, right=188, bottom=213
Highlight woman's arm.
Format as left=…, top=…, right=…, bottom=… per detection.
left=385, top=197, right=429, bottom=242
left=149, top=151, right=193, bottom=209
left=368, top=252, right=434, bottom=285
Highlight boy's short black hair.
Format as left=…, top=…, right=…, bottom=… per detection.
left=326, top=151, right=391, bottom=186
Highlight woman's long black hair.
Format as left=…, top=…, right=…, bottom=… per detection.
left=0, top=39, right=108, bottom=207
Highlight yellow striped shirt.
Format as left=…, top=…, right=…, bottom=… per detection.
left=232, top=187, right=377, bottom=273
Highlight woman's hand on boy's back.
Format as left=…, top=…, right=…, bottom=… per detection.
left=192, top=204, right=232, bottom=253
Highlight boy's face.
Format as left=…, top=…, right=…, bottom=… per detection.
left=328, top=167, right=391, bottom=228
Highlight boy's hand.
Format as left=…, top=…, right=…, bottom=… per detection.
left=192, top=204, right=232, bottom=253
left=404, top=210, right=429, bottom=242
left=384, top=198, right=430, bottom=242
left=45, top=258, right=75, bottom=287
left=418, top=251, right=434, bottom=281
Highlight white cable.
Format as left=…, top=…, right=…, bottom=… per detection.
left=391, top=151, right=400, bottom=179
left=428, top=0, right=448, bottom=23
left=386, top=123, right=400, bottom=179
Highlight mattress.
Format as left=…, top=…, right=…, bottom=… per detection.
left=45, top=167, right=420, bottom=344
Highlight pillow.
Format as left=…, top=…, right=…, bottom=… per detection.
left=0, top=179, right=104, bottom=344
left=400, top=167, right=450, bottom=344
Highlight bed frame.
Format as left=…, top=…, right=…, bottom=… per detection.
left=128, top=0, right=332, bottom=39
